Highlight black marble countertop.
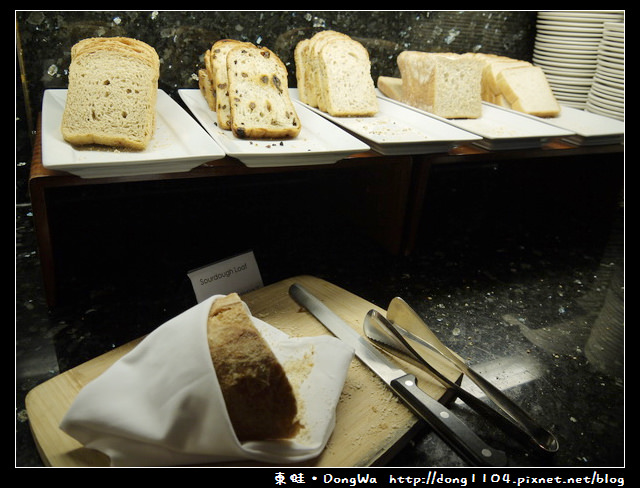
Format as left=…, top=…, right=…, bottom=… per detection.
left=16, top=159, right=624, bottom=469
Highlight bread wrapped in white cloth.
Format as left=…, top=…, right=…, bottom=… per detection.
left=60, top=293, right=353, bottom=466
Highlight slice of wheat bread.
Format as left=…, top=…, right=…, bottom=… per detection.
left=317, top=37, right=378, bottom=116
left=227, top=44, right=301, bottom=139
left=61, top=37, right=160, bottom=150
left=303, top=31, right=351, bottom=109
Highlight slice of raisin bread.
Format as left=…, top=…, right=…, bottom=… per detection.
left=227, top=44, right=301, bottom=139
left=211, top=39, right=252, bottom=129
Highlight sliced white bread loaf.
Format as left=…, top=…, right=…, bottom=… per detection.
left=377, top=76, right=403, bottom=101
left=61, top=37, right=160, bottom=150
left=496, top=65, right=561, bottom=117
left=227, top=44, right=301, bottom=139
left=317, top=37, right=378, bottom=116
left=480, top=59, right=532, bottom=106
left=397, top=51, right=483, bottom=119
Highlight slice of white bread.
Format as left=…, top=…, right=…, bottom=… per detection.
left=496, top=65, right=561, bottom=117
left=377, top=75, right=403, bottom=101
left=61, top=37, right=159, bottom=150
left=227, top=44, right=301, bottom=139
left=211, top=39, right=252, bottom=129
left=317, top=37, right=379, bottom=117
left=207, top=293, right=300, bottom=441
left=479, top=58, right=532, bottom=105
left=397, top=51, right=483, bottom=119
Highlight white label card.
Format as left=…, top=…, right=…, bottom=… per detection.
left=187, top=250, right=263, bottom=303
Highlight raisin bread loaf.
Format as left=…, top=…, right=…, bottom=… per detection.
left=227, top=44, right=301, bottom=139
left=207, top=293, right=300, bottom=441
left=61, top=37, right=160, bottom=150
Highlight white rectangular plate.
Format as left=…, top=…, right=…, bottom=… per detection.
left=41, top=90, right=226, bottom=178
left=178, top=89, right=370, bottom=167
left=377, top=92, right=575, bottom=150
left=527, top=105, right=624, bottom=146
left=292, top=89, right=482, bottom=155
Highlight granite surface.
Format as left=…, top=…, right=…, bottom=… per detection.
left=15, top=11, right=624, bottom=470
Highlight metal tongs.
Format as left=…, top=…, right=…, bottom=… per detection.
left=363, top=297, right=559, bottom=454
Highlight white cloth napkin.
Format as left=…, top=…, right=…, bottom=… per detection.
left=60, top=295, right=353, bottom=466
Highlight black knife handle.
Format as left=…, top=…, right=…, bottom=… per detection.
left=391, top=373, right=507, bottom=467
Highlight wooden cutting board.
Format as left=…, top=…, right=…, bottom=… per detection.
left=25, top=275, right=461, bottom=467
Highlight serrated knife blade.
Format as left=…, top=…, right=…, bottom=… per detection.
left=288, top=283, right=507, bottom=467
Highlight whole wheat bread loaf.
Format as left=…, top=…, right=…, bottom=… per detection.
left=61, top=37, right=159, bottom=150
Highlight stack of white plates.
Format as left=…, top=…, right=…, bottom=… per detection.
left=586, top=22, right=624, bottom=120
left=534, top=11, right=624, bottom=109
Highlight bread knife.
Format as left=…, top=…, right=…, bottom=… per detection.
left=288, top=283, right=507, bottom=467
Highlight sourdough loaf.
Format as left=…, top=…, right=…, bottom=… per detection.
left=61, top=37, right=160, bottom=150
left=227, top=44, right=301, bottom=139
left=397, top=51, right=483, bottom=119
left=207, top=293, right=300, bottom=442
